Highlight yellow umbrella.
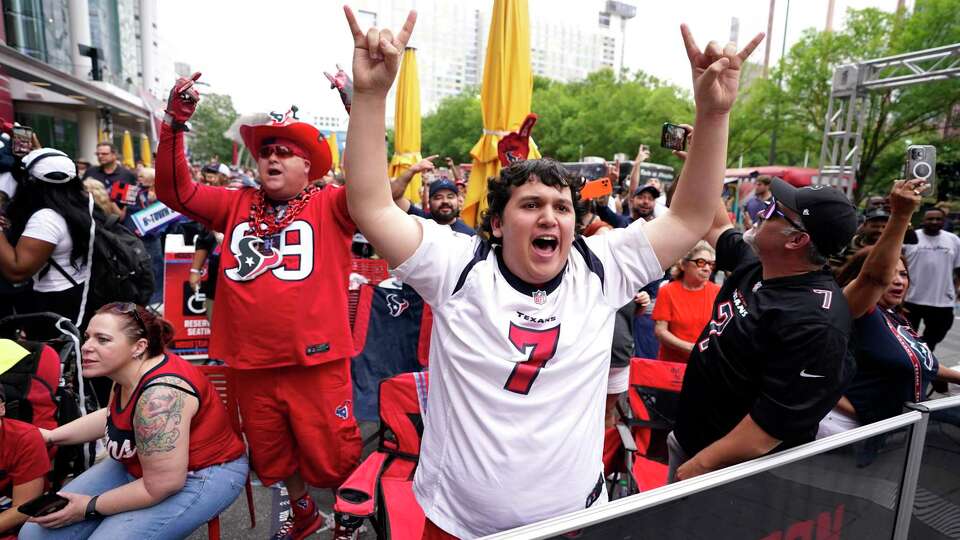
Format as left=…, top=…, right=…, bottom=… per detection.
left=140, top=134, right=152, bottom=167
left=462, top=0, right=540, bottom=228
left=327, top=132, right=340, bottom=173
left=121, top=130, right=135, bottom=168
left=388, top=48, right=423, bottom=204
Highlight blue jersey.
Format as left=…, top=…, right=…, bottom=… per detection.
left=845, top=306, right=939, bottom=425
left=350, top=284, right=429, bottom=421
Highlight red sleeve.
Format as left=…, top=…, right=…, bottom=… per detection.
left=651, top=283, right=674, bottom=322
left=328, top=185, right=355, bottom=234
left=155, top=122, right=240, bottom=232
left=10, top=424, right=50, bottom=485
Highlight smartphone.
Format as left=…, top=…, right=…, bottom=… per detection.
left=905, top=145, right=936, bottom=197
left=580, top=178, right=612, bottom=201
left=660, top=123, right=689, bottom=152
left=18, top=493, right=69, bottom=517
left=12, top=125, right=34, bottom=156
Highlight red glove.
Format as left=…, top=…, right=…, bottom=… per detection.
left=165, top=72, right=202, bottom=126
left=324, top=65, right=354, bottom=114
left=497, top=114, right=538, bottom=167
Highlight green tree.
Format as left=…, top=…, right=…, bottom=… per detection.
left=189, top=93, right=239, bottom=164
left=421, top=88, right=483, bottom=163
left=729, top=0, right=960, bottom=199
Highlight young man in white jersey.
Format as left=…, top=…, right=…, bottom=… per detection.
left=341, top=6, right=763, bottom=538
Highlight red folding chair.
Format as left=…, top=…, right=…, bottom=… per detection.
left=615, top=358, right=686, bottom=494
left=334, top=371, right=429, bottom=539
left=199, top=365, right=257, bottom=540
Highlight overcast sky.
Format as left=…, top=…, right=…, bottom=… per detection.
left=156, top=0, right=908, bottom=118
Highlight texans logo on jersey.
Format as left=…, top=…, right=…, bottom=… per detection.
left=896, top=324, right=935, bottom=371
left=386, top=293, right=410, bottom=317
left=335, top=400, right=351, bottom=420
left=225, top=236, right=283, bottom=282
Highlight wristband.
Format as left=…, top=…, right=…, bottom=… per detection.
left=85, top=495, right=103, bottom=520
left=189, top=268, right=204, bottom=275
left=163, top=113, right=191, bottom=133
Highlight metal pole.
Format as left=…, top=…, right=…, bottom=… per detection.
left=763, top=0, right=775, bottom=78
left=893, top=407, right=929, bottom=540
left=768, top=0, right=790, bottom=165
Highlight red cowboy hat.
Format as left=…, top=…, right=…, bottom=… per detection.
left=240, top=107, right=332, bottom=180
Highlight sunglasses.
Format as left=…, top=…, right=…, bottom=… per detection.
left=111, top=302, right=146, bottom=336
left=258, top=144, right=298, bottom=159
left=686, top=258, right=716, bottom=269
left=759, top=198, right=807, bottom=232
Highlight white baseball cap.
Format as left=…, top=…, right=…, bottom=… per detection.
left=23, top=148, right=77, bottom=184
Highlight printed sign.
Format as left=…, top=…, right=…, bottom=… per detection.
left=131, top=202, right=184, bottom=237
left=163, top=235, right=210, bottom=360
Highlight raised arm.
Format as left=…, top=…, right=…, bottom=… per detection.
left=843, top=179, right=923, bottom=318
left=643, top=27, right=763, bottom=270
left=390, top=155, right=438, bottom=212
left=627, top=144, right=650, bottom=200
left=155, top=73, right=236, bottom=232
left=343, top=6, right=422, bottom=267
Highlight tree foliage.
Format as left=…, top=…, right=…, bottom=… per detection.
left=419, top=0, right=959, bottom=200
left=728, top=0, right=960, bottom=200
left=189, top=93, right=239, bottom=164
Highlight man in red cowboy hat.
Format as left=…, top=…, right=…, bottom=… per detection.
left=155, top=73, right=361, bottom=540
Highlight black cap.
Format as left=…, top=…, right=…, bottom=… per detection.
left=864, top=207, right=891, bottom=222
left=429, top=178, right=458, bottom=198
left=634, top=184, right=660, bottom=198
left=770, top=178, right=857, bottom=257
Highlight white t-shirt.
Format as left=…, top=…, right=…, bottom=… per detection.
left=903, top=230, right=960, bottom=308
left=393, top=217, right=662, bottom=538
left=22, top=208, right=88, bottom=292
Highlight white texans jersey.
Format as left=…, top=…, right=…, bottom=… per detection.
left=393, top=218, right=662, bottom=538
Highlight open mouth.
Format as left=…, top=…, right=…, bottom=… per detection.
left=267, top=166, right=282, bottom=177
left=531, top=235, right=559, bottom=255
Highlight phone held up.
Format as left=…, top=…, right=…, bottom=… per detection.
left=905, top=145, right=936, bottom=198
left=18, top=492, right=69, bottom=517
left=660, top=123, right=689, bottom=152
left=12, top=125, right=34, bottom=157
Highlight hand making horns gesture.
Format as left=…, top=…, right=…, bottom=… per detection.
left=343, top=5, right=418, bottom=98
left=681, top=24, right=764, bottom=115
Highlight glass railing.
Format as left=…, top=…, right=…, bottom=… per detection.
left=484, top=412, right=927, bottom=539
left=907, top=395, right=960, bottom=540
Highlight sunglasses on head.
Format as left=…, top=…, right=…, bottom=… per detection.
left=258, top=144, right=298, bottom=159
left=110, top=302, right=146, bottom=336
left=686, top=258, right=716, bottom=269
left=759, top=198, right=807, bottom=232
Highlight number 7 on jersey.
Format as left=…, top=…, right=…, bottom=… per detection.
left=504, top=323, right=561, bottom=395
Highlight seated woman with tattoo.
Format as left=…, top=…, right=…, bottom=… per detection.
left=19, top=303, right=248, bottom=540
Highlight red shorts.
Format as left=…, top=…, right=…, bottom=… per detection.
left=422, top=519, right=460, bottom=540
left=234, top=360, right=362, bottom=487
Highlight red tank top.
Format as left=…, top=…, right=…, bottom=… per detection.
left=105, top=354, right=245, bottom=478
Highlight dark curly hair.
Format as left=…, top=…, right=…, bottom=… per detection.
left=479, top=158, right=585, bottom=244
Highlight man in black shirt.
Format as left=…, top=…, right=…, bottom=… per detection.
left=83, top=143, right=138, bottom=209
left=670, top=179, right=858, bottom=482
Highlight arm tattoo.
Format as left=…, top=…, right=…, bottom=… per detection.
left=134, top=378, right=187, bottom=456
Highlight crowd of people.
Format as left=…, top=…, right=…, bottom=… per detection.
left=0, top=5, right=957, bottom=540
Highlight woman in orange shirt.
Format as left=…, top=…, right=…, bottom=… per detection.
left=652, top=241, right=720, bottom=363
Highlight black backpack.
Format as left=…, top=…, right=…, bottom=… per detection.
left=46, top=213, right=155, bottom=312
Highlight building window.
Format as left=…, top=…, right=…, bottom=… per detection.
left=15, top=112, right=78, bottom=158
left=4, top=0, right=47, bottom=61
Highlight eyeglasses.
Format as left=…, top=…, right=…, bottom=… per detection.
left=111, top=302, right=146, bottom=336
left=759, top=198, right=807, bottom=232
left=686, top=258, right=716, bottom=269
left=258, top=144, right=297, bottom=159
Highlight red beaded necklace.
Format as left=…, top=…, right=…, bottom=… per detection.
left=247, top=185, right=319, bottom=237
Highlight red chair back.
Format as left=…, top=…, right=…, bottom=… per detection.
left=378, top=371, right=429, bottom=458
left=198, top=365, right=241, bottom=434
